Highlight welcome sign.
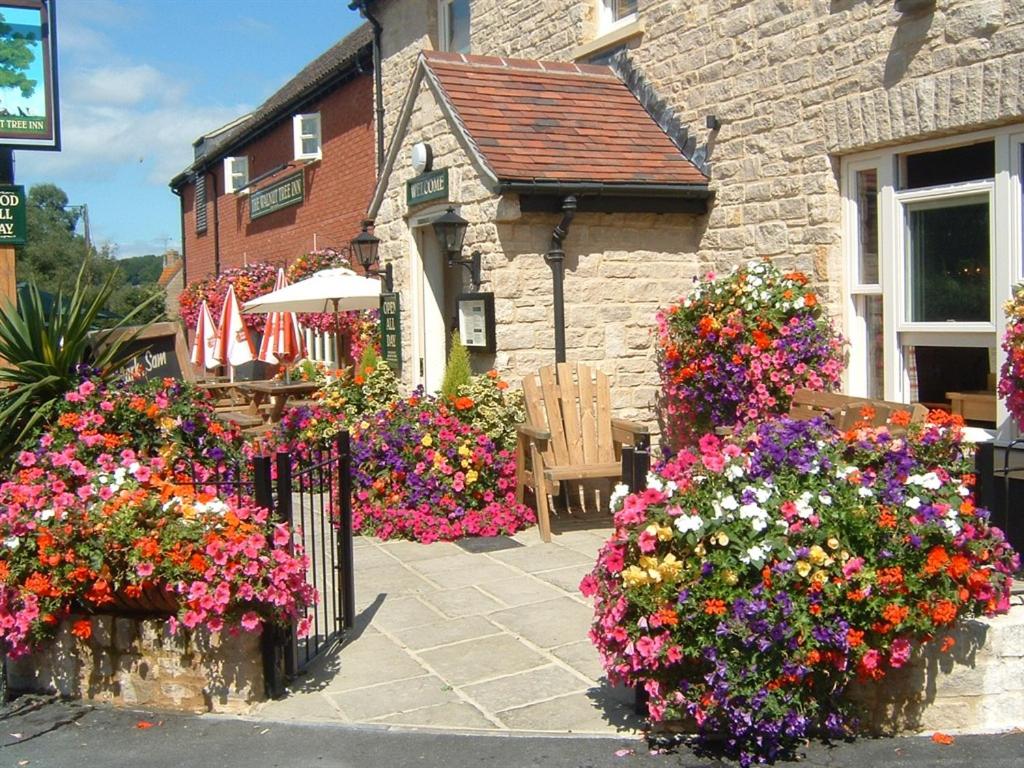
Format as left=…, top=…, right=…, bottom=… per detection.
left=250, top=171, right=304, bottom=220
left=0, top=0, right=60, bottom=150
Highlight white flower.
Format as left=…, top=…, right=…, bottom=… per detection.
left=646, top=473, right=665, bottom=492
left=957, top=485, right=970, bottom=497
left=739, top=502, right=763, bottom=519
left=836, top=466, right=857, bottom=479
left=905, top=496, right=921, bottom=510
left=608, top=483, right=631, bottom=512
left=741, top=545, right=767, bottom=565
left=675, top=515, right=703, bottom=534
left=817, top=492, right=832, bottom=506
left=943, top=518, right=961, bottom=536
left=725, top=464, right=744, bottom=480
left=38, top=509, right=54, bottom=521
left=750, top=517, right=768, bottom=533
left=4, top=536, right=19, bottom=550
left=720, top=495, right=739, bottom=511
left=857, top=486, right=874, bottom=498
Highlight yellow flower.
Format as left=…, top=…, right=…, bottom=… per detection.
left=622, top=565, right=650, bottom=588
left=795, top=560, right=812, bottom=577
left=722, top=569, right=739, bottom=586
left=826, top=537, right=840, bottom=550
left=656, top=525, right=673, bottom=542
left=458, top=444, right=471, bottom=457
left=466, top=470, right=478, bottom=485
left=658, top=553, right=682, bottom=582
left=808, top=545, right=828, bottom=565
left=160, top=417, right=176, bottom=431
left=714, top=531, right=730, bottom=546
left=421, top=434, right=433, bottom=447
left=812, top=569, right=829, bottom=584
left=694, top=543, right=706, bottom=557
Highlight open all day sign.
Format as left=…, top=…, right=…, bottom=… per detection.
left=0, top=184, right=26, bottom=244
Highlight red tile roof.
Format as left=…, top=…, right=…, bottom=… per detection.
left=422, top=51, right=707, bottom=187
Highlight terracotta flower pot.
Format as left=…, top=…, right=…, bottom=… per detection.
left=104, top=583, right=180, bottom=616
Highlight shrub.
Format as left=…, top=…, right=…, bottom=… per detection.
left=441, top=331, right=472, bottom=398
left=656, top=259, right=845, bottom=449
left=582, top=412, right=1018, bottom=766
left=454, top=370, right=524, bottom=452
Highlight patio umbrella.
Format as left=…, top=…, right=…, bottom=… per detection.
left=214, top=284, right=256, bottom=382
left=189, top=299, right=221, bottom=371
left=257, top=268, right=307, bottom=381
left=243, top=267, right=382, bottom=367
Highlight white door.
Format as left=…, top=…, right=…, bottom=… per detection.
left=415, top=225, right=447, bottom=393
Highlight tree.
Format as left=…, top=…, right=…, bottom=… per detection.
left=0, top=12, right=37, bottom=102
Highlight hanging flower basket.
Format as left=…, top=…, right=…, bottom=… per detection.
left=104, top=583, right=179, bottom=616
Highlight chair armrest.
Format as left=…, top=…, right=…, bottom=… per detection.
left=517, top=423, right=551, bottom=441
left=611, top=418, right=649, bottom=435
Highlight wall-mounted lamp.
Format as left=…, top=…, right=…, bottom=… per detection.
left=351, top=223, right=393, bottom=292
left=705, top=115, right=721, bottom=131
left=432, top=206, right=482, bottom=292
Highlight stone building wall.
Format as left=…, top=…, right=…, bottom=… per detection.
left=370, top=0, right=1023, bottom=425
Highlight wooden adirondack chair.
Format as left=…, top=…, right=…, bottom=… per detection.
left=516, top=362, right=649, bottom=542
left=787, top=388, right=929, bottom=431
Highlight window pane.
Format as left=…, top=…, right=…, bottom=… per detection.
left=903, top=141, right=994, bottom=189
left=856, top=169, right=879, bottom=284
left=450, top=0, right=470, bottom=53
left=302, top=136, right=319, bottom=156
left=615, top=0, right=638, bottom=19
left=858, top=295, right=884, bottom=399
left=908, top=345, right=993, bottom=419
left=905, top=196, right=990, bottom=322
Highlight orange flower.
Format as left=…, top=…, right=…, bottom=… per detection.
left=947, top=554, right=970, bottom=579
left=25, top=571, right=58, bottom=597
left=877, top=509, right=897, bottom=529
left=924, top=546, right=950, bottom=575
left=486, top=369, right=498, bottom=379
left=940, top=636, right=956, bottom=653
left=0, top=560, right=8, bottom=582
left=847, top=628, right=865, bottom=648
left=959, top=499, right=975, bottom=516
left=497, top=380, right=509, bottom=390
left=881, top=603, right=909, bottom=625
left=85, top=578, right=114, bottom=605
left=454, top=396, right=474, bottom=411
left=703, top=598, right=727, bottom=616
left=889, top=409, right=911, bottom=427
left=803, top=293, right=817, bottom=307
left=931, top=732, right=955, bottom=745
left=71, top=619, right=92, bottom=640
left=877, top=566, right=904, bottom=589
left=122, top=584, right=143, bottom=599
left=654, top=606, right=679, bottom=627
left=931, top=600, right=957, bottom=625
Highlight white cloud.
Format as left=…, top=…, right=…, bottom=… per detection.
left=69, top=64, right=183, bottom=107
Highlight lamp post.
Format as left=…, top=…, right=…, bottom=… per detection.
left=351, top=223, right=392, bottom=292
left=432, top=206, right=481, bottom=291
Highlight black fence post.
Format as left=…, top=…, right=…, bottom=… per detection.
left=253, top=454, right=273, bottom=511
left=274, top=450, right=297, bottom=680
left=621, top=442, right=650, bottom=718
left=337, top=430, right=355, bottom=631
left=252, top=453, right=283, bottom=699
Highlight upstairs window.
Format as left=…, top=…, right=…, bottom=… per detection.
left=224, top=156, right=249, bottom=194
left=293, top=113, right=322, bottom=161
left=438, top=0, right=470, bottom=54
left=598, top=0, right=637, bottom=34
left=195, top=174, right=207, bottom=234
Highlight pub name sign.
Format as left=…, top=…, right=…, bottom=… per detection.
left=250, top=171, right=304, bottom=220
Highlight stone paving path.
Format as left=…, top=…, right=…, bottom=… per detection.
left=256, top=525, right=641, bottom=734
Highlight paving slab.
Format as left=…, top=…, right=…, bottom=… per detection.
left=377, top=539, right=464, bottom=562
left=408, top=554, right=520, bottom=588
left=371, top=701, right=497, bottom=729
left=328, top=674, right=461, bottom=721
left=488, top=544, right=594, bottom=573
left=489, top=597, right=595, bottom=649
left=532, top=564, right=592, bottom=595
left=354, top=563, right=439, bottom=596
left=495, top=686, right=640, bottom=733
left=552, top=640, right=606, bottom=680
left=418, top=586, right=507, bottom=619
left=461, top=664, right=589, bottom=714
left=418, top=634, right=550, bottom=687
left=321, top=635, right=428, bottom=692
left=475, top=575, right=567, bottom=608
left=389, top=615, right=503, bottom=651
left=365, top=595, right=448, bottom=633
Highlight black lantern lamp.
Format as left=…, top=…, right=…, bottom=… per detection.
left=432, top=206, right=482, bottom=291
left=351, top=223, right=392, bottom=292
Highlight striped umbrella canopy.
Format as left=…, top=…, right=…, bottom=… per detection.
left=214, top=283, right=256, bottom=381
left=189, top=299, right=220, bottom=371
left=257, top=268, right=307, bottom=374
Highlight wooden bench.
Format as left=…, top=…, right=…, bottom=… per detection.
left=787, top=389, right=928, bottom=431
left=516, top=362, right=648, bottom=542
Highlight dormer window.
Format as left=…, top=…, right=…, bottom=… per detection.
left=598, top=0, right=637, bottom=34
left=293, top=113, right=322, bottom=161
left=224, top=156, right=249, bottom=193
left=438, top=0, right=470, bottom=54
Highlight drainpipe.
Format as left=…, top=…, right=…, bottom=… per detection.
left=545, top=195, right=576, bottom=364
left=210, top=169, right=221, bottom=276
left=351, top=1, right=385, bottom=173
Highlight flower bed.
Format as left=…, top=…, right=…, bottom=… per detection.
left=581, top=412, right=1018, bottom=765
left=0, top=377, right=316, bottom=659
left=349, top=392, right=535, bottom=543
left=656, top=260, right=845, bottom=449
left=999, top=283, right=1024, bottom=426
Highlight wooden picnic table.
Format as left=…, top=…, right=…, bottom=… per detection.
left=239, top=380, right=319, bottom=423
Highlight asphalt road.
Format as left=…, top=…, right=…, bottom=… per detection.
left=2, top=697, right=1022, bottom=768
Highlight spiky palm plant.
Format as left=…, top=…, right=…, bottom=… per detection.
left=0, top=265, right=158, bottom=459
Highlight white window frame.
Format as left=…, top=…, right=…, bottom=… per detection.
left=842, top=126, right=1024, bottom=429
left=437, top=0, right=470, bottom=54
left=223, top=155, right=249, bottom=194
left=597, top=0, right=638, bottom=36
left=293, top=113, right=322, bottom=161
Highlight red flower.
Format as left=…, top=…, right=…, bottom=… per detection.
left=71, top=619, right=92, bottom=640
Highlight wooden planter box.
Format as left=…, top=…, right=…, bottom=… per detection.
left=8, top=613, right=267, bottom=714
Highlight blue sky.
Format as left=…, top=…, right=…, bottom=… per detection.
left=15, top=0, right=364, bottom=259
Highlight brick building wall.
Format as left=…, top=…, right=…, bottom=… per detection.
left=179, top=74, right=375, bottom=283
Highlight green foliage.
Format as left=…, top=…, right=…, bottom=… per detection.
left=357, top=344, right=380, bottom=378
left=456, top=371, right=525, bottom=452
left=441, top=330, right=471, bottom=398
left=118, top=254, right=163, bottom=286
left=0, top=263, right=159, bottom=458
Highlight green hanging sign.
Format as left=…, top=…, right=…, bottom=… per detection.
left=250, top=171, right=304, bottom=220
left=0, top=185, right=27, bottom=244
left=379, top=292, right=402, bottom=372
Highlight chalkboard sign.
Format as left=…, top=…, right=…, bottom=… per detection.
left=96, top=322, right=194, bottom=384
left=379, top=292, right=402, bottom=372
